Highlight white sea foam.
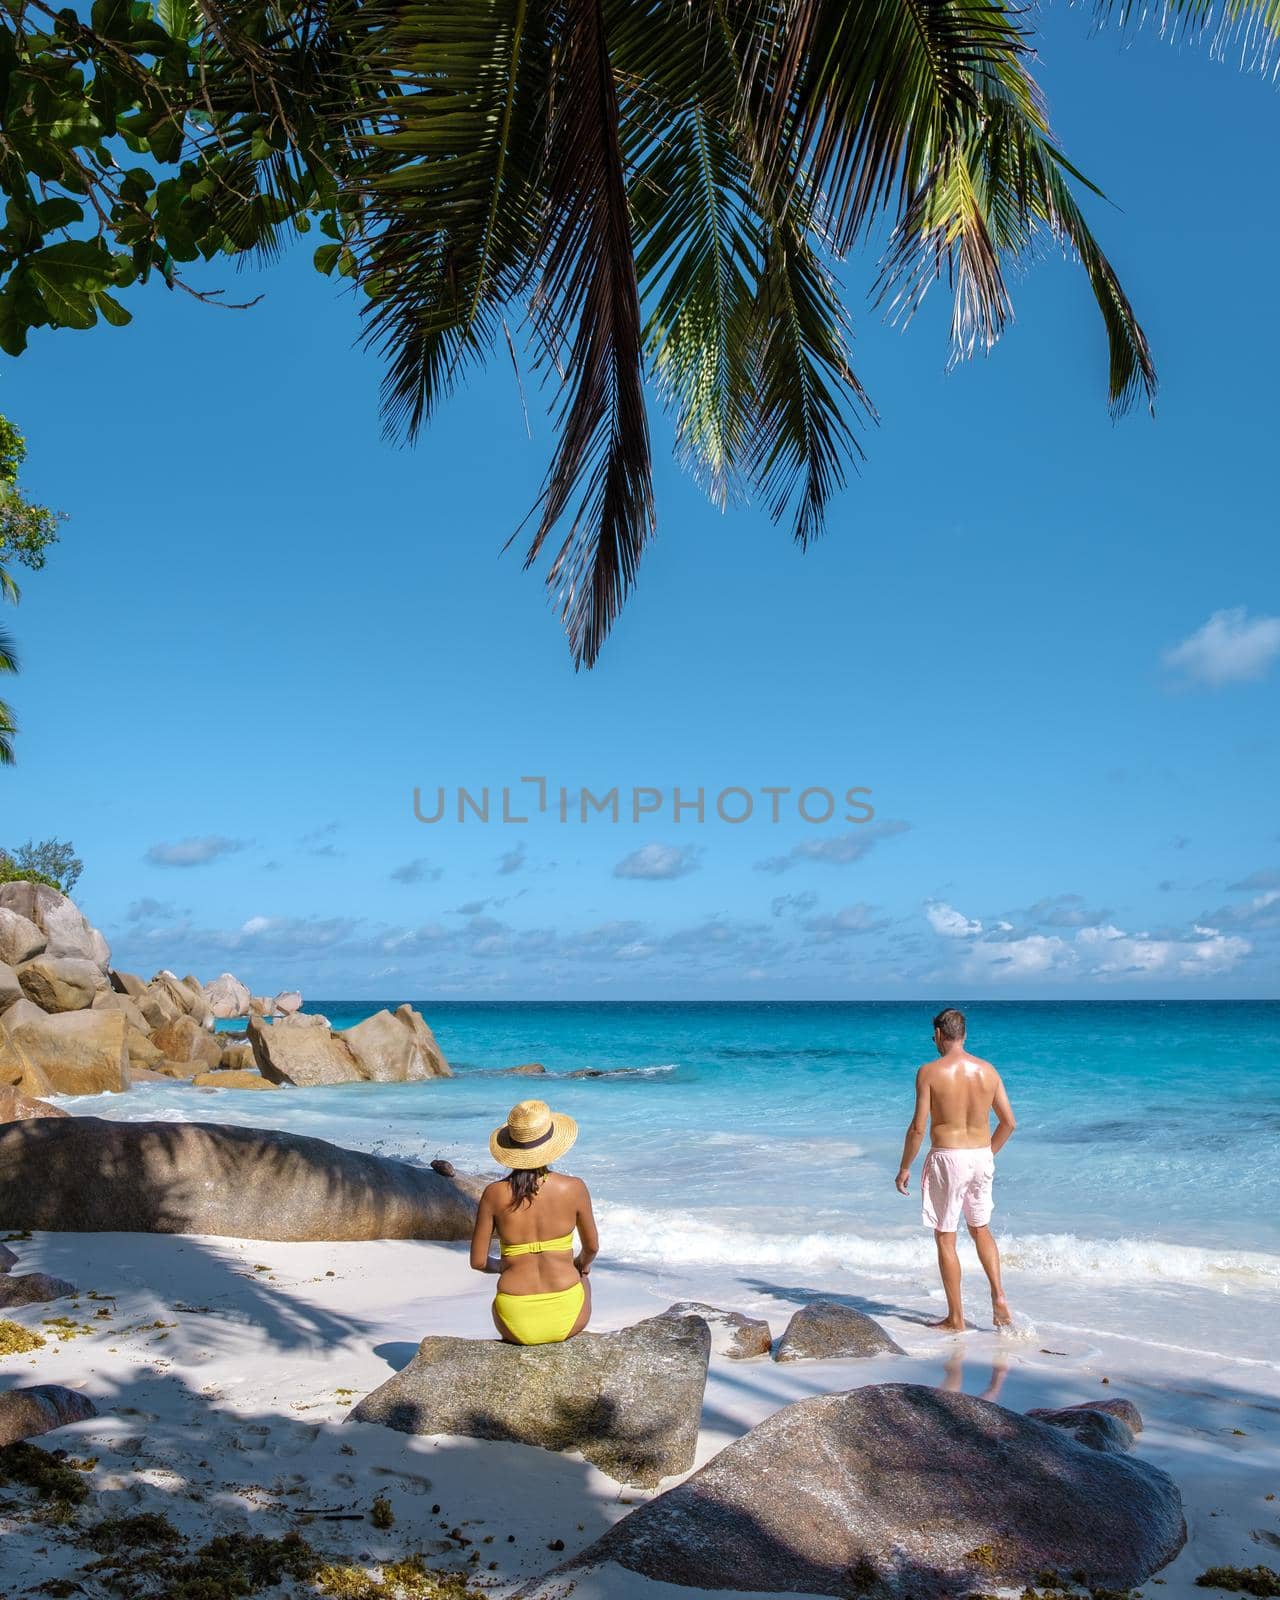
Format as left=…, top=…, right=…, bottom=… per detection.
left=597, top=1204, right=1280, bottom=1288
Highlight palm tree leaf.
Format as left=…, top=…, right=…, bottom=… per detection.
left=624, top=6, right=761, bottom=505
left=877, top=89, right=1155, bottom=413
left=350, top=0, right=550, bottom=440
left=746, top=209, right=872, bottom=546
left=523, top=0, right=654, bottom=670
left=750, top=0, right=1037, bottom=252
left=1090, top=0, right=1280, bottom=73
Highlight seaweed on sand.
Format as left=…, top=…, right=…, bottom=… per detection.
left=1196, top=1569, right=1280, bottom=1598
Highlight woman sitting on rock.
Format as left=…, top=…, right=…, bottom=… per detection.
left=469, top=1099, right=598, bottom=1345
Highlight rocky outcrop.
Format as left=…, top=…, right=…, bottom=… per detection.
left=342, top=1006, right=451, bottom=1082
left=109, top=969, right=146, bottom=999
left=0, top=882, right=106, bottom=963
left=0, top=1087, right=68, bottom=1122
left=91, top=989, right=150, bottom=1031
left=0, top=1271, right=77, bottom=1308
left=0, top=1385, right=98, bottom=1448
left=149, top=1015, right=223, bottom=1072
left=774, top=1300, right=904, bottom=1361
left=16, top=956, right=109, bottom=1013
left=662, top=1301, right=773, bottom=1360
left=500, top=1062, right=547, bottom=1076
left=192, top=1069, right=279, bottom=1090
left=0, top=1001, right=53, bottom=1098
left=204, top=972, right=251, bottom=1019
left=0, top=1117, right=482, bottom=1240
left=2, top=1008, right=130, bottom=1095
left=248, top=1013, right=359, bottom=1086
left=1028, top=1398, right=1142, bottom=1453
left=538, top=1383, right=1186, bottom=1598
left=0, top=960, right=22, bottom=1010
left=0, top=1241, right=15, bottom=1270
left=349, top=1313, right=710, bottom=1487
left=274, top=990, right=303, bottom=1016
left=0, top=908, right=45, bottom=967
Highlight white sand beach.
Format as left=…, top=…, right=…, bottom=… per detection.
left=2, top=1225, right=1276, bottom=1600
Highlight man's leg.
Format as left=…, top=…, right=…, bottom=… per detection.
left=930, top=1230, right=966, bottom=1330
left=968, top=1222, right=1012, bottom=1327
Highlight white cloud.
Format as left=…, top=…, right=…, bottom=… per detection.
left=1075, top=923, right=1249, bottom=977
left=614, top=843, right=701, bottom=881
left=145, top=836, right=248, bottom=868
left=756, top=821, right=910, bottom=874
left=497, top=843, right=527, bottom=876
left=390, top=858, right=443, bottom=885
left=1163, top=607, right=1280, bottom=688
left=924, top=902, right=1252, bottom=983
left=926, top=901, right=984, bottom=938
left=802, top=903, right=891, bottom=942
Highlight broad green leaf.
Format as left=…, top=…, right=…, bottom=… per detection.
left=95, top=289, right=132, bottom=326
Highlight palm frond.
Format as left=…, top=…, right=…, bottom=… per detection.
left=0, top=621, right=17, bottom=765
left=624, top=5, right=761, bottom=505
left=1090, top=0, right=1280, bottom=74
left=352, top=0, right=549, bottom=439
left=746, top=210, right=872, bottom=546
left=523, top=0, right=653, bottom=670
left=877, top=87, right=1155, bottom=412
left=752, top=0, right=1036, bottom=251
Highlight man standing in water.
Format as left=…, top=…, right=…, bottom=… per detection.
left=895, top=1008, right=1016, bottom=1330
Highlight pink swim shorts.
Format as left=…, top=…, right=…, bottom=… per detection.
left=921, top=1147, right=995, bottom=1232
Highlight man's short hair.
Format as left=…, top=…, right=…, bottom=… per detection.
left=933, top=1007, right=966, bottom=1041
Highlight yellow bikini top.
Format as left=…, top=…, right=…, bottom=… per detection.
left=500, top=1230, right=575, bottom=1259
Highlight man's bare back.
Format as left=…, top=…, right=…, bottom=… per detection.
left=918, top=1051, right=1015, bottom=1151
left=895, top=1008, right=1016, bottom=1332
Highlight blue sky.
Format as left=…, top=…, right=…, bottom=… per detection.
left=3, top=11, right=1278, bottom=1000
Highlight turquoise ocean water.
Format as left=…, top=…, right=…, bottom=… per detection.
left=91, top=1000, right=1280, bottom=1359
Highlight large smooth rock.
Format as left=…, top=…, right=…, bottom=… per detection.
left=192, top=1069, right=279, bottom=1091
left=0, top=1117, right=483, bottom=1241
left=204, top=972, right=251, bottom=1019
left=143, top=971, right=209, bottom=1028
left=109, top=969, right=146, bottom=999
left=1028, top=1398, right=1142, bottom=1453
left=0, top=908, right=45, bottom=967
left=662, top=1302, right=773, bottom=1360
left=542, top=1384, right=1186, bottom=1597
left=16, top=956, right=109, bottom=1013
left=274, top=990, right=303, bottom=1016
left=248, top=1013, right=360, bottom=1086
left=349, top=1313, right=711, bottom=1488
left=150, top=1015, right=223, bottom=1071
left=4, top=1009, right=130, bottom=1094
left=0, top=1271, right=77, bottom=1308
left=0, top=961, right=21, bottom=1010
left=91, top=988, right=149, bottom=1030
left=342, top=1007, right=451, bottom=1083
left=0, top=1001, right=53, bottom=1098
left=774, top=1300, right=904, bottom=1361
left=0, top=883, right=100, bottom=961
left=0, top=1385, right=98, bottom=1447
left=395, top=1005, right=450, bottom=1076
left=0, top=1087, right=68, bottom=1122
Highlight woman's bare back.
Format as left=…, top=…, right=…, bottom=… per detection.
left=482, top=1172, right=590, bottom=1293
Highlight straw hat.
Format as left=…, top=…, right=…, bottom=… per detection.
left=489, top=1098, right=578, bottom=1169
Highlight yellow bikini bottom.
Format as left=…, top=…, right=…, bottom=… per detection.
left=493, top=1280, right=586, bottom=1346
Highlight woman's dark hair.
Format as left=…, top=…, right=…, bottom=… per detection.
left=507, top=1166, right=549, bottom=1208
